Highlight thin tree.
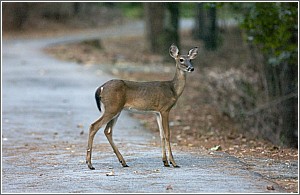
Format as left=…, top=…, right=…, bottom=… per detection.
left=144, top=2, right=180, bottom=54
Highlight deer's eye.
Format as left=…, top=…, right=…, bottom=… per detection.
left=179, top=58, right=184, bottom=62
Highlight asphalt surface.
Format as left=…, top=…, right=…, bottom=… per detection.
left=2, top=21, right=287, bottom=193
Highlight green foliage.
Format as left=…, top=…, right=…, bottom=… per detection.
left=117, top=2, right=144, bottom=19
left=230, top=2, right=298, bottom=147
left=180, top=2, right=197, bottom=18
left=118, top=2, right=199, bottom=19
left=204, top=2, right=224, bottom=9
left=240, top=2, right=298, bottom=66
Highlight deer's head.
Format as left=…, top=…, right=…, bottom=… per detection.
left=169, top=44, right=198, bottom=72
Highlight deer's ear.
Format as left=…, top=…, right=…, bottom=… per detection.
left=188, top=47, right=198, bottom=59
left=169, top=44, right=179, bottom=58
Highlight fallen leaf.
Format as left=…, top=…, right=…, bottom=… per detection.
left=106, top=170, right=115, bottom=176
left=267, top=185, right=275, bottom=190
left=183, top=126, right=190, bottom=131
left=210, top=145, right=222, bottom=151
left=166, top=184, right=173, bottom=190
left=153, top=169, right=160, bottom=173
left=77, top=124, right=84, bottom=128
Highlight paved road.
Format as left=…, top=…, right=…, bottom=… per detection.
left=2, top=21, right=285, bottom=193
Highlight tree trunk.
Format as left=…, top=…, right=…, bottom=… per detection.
left=163, top=3, right=180, bottom=52
left=194, top=3, right=218, bottom=50
left=194, top=3, right=208, bottom=40
left=144, top=2, right=179, bottom=54
left=2, top=2, right=29, bottom=31
left=205, top=5, right=217, bottom=50
left=279, top=62, right=298, bottom=147
left=144, top=3, right=164, bottom=53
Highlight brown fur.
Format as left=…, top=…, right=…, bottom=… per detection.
left=86, top=44, right=198, bottom=170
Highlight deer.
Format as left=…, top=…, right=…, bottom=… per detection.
left=86, top=44, right=198, bottom=170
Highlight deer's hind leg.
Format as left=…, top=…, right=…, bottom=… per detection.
left=104, top=113, right=128, bottom=167
left=86, top=112, right=118, bottom=170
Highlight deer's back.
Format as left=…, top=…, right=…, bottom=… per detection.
left=98, top=79, right=177, bottom=112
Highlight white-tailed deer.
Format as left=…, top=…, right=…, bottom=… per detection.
left=86, top=44, right=198, bottom=170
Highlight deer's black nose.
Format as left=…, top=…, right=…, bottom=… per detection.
left=187, top=67, right=194, bottom=72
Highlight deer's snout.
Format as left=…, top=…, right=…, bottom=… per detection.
left=186, top=60, right=194, bottom=72
left=187, top=66, right=194, bottom=72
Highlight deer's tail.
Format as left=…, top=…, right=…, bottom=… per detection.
left=95, top=87, right=102, bottom=112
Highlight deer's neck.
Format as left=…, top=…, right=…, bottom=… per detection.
left=172, top=66, right=186, bottom=97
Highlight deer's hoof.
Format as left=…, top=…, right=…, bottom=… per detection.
left=88, top=166, right=95, bottom=170
left=170, top=161, right=180, bottom=168
left=163, top=160, right=170, bottom=167
left=163, top=164, right=170, bottom=167
left=119, top=160, right=129, bottom=167
left=88, top=165, right=95, bottom=170
left=86, top=162, right=95, bottom=170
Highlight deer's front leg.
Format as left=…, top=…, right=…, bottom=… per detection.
left=156, top=113, right=169, bottom=167
left=161, top=112, right=180, bottom=168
